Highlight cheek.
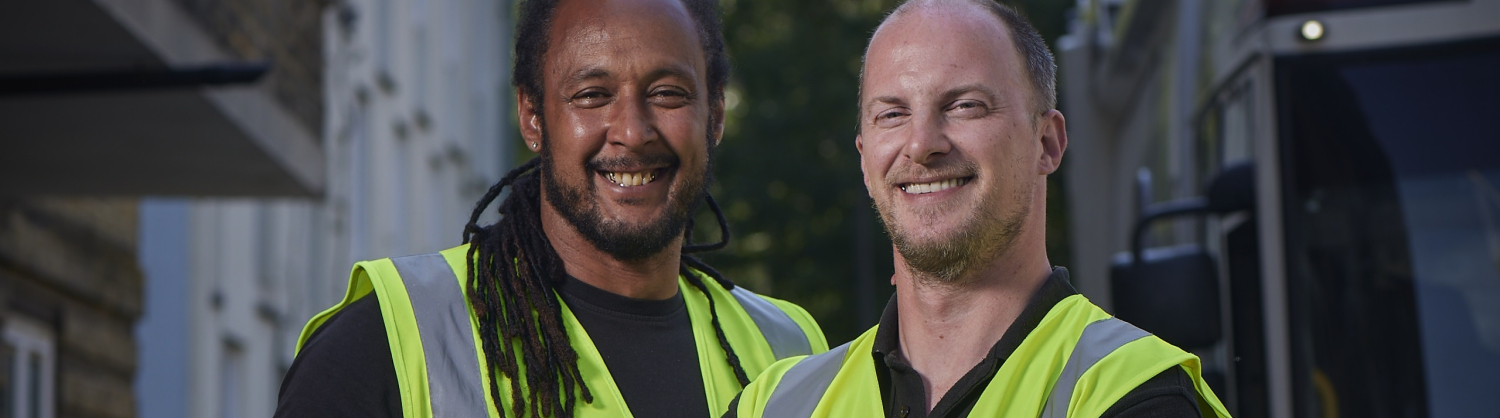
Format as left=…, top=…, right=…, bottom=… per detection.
left=661, top=108, right=711, bottom=156
left=566, top=113, right=598, bottom=142
left=547, top=109, right=606, bottom=153
left=859, top=139, right=899, bottom=186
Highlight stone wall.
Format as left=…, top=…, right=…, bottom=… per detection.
left=0, top=198, right=141, bottom=418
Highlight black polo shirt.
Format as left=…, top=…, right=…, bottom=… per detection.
left=873, top=267, right=1205, bottom=418
left=723, top=268, right=1206, bottom=418
left=274, top=275, right=708, bottom=418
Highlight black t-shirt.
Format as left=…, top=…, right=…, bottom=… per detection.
left=724, top=267, right=1206, bottom=418
left=274, top=275, right=708, bottom=417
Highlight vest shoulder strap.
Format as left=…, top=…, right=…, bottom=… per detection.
left=1039, top=317, right=1152, bottom=418
left=729, top=286, right=814, bottom=360
left=388, top=252, right=489, bottom=418
left=761, top=340, right=852, bottom=418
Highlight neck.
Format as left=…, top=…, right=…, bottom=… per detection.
left=538, top=201, right=683, bottom=301
left=891, top=228, right=1051, bottom=412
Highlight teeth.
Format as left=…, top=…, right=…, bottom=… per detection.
left=900, top=178, right=968, bottom=194
left=604, top=170, right=659, bottom=187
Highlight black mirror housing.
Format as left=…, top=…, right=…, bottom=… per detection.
left=1110, top=244, right=1223, bottom=351
left=1206, top=161, right=1256, bottom=214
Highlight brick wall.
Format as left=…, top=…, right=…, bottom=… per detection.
left=171, top=0, right=329, bottom=133
left=0, top=198, right=141, bottom=418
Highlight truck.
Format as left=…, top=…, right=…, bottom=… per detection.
left=1058, top=0, right=1500, bottom=416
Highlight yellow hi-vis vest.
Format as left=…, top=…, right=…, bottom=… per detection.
left=732, top=294, right=1232, bottom=418
left=294, top=244, right=829, bottom=418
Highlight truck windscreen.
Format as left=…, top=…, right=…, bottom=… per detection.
left=1277, top=37, right=1500, bottom=418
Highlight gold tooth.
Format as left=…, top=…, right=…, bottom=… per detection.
left=604, top=170, right=664, bottom=187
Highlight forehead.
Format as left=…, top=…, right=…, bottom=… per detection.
left=545, top=0, right=705, bottom=80
left=862, top=4, right=1022, bottom=99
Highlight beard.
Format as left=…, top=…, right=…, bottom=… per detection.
left=875, top=166, right=1031, bottom=284
left=539, top=132, right=714, bottom=262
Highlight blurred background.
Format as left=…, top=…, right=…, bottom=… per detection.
left=0, top=0, right=1497, bottom=417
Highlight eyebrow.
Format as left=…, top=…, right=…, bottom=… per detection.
left=865, top=95, right=906, bottom=115
left=564, top=67, right=611, bottom=85
left=939, top=84, right=997, bottom=102
left=864, top=84, right=1000, bottom=110
left=562, top=64, right=701, bottom=87
left=644, top=64, right=699, bottom=85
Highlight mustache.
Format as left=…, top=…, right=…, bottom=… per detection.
left=585, top=153, right=680, bottom=171
left=884, top=159, right=978, bottom=184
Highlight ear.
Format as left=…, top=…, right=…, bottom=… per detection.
left=1037, top=109, right=1068, bottom=175
left=856, top=134, right=872, bottom=197
left=711, top=95, right=726, bottom=146
left=518, top=90, right=543, bottom=153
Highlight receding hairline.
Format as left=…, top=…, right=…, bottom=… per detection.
left=860, top=0, right=1056, bottom=117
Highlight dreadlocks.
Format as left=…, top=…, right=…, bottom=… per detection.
left=461, top=157, right=747, bottom=418
left=476, top=1, right=738, bottom=415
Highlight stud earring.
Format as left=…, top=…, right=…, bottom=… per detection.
left=530, top=142, right=537, bottom=149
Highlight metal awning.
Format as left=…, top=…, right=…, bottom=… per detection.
left=0, top=0, right=324, bottom=196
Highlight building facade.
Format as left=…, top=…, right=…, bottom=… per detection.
left=0, top=199, right=141, bottom=418
left=135, top=0, right=514, bottom=417
left=3, top=0, right=326, bottom=416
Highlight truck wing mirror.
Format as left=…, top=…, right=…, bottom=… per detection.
left=1111, top=161, right=1253, bottom=351
left=1130, top=161, right=1256, bottom=259
left=1205, top=161, right=1256, bottom=214
left=1111, top=245, right=1222, bottom=350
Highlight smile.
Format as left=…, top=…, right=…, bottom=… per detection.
left=603, top=169, right=661, bottom=187
left=900, top=177, right=970, bottom=194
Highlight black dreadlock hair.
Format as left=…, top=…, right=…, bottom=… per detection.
left=461, top=157, right=747, bottom=418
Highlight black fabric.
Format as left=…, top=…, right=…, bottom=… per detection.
left=275, top=294, right=401, bottom=418
left=555, top=275, right=709, bottom=418
left=867, top=267, right=1203, bottom=418
left=274, top=276, right=709, bottom=418
left=1102, top=367, right=1205, bottom=418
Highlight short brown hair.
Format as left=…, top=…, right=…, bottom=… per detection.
left=872, top=0, right=1057, bottom=114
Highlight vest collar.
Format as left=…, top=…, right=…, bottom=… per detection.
left=868, top=267, right=1079, bottom=415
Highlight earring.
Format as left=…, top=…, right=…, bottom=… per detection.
left=530, top=142, right=537, bottom=149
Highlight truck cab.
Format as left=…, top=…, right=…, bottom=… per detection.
left=1059, top=0, right=1500, bottom=416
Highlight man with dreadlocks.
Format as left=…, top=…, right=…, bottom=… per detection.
left=273, top=0, right=827, bottom=417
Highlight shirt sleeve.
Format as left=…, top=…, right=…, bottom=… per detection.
left=274, top=295, right=402, bottom=418
left=1101, top=367, right=1206, bottom=418
left=722, top=395, right=741, bottom=418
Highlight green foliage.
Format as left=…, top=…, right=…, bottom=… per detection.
left=699, top=0, right=1074, bottom=345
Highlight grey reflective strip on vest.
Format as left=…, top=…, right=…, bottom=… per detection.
left=391, top=253, right=487, bottom=417
left=730, top=287, right=813, bottom=359
left=1040, top=317, right=1152, bottom=418
left=763, top=341, right=851, bottom=418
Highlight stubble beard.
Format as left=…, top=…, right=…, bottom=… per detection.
left=539, top=131, right=713, bottom=262
left=876, top=176, right=1031, bottom=284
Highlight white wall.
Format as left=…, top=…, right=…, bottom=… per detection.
left=137, top=0, right=513, bottom=416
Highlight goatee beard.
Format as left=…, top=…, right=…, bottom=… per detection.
left=875, top=181, right=1029, bottom=284
left=539, top=135, right=713, bottom=262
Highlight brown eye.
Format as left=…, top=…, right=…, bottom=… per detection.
left=571, top=89, right=611, bottom=108
left=649, top=87, right=691, bottom=108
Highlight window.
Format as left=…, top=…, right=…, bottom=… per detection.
left=1278, top=36, right=1500, bottom=418
left=2, top=317, right=55, bottom=418
left=219, top=340, right=244, bottom=418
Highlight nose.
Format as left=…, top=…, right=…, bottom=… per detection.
left=902, top=112, right=951, bottom=165
left=607, top=93, right=657, bottom=148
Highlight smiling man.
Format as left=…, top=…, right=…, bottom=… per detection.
left=727, top=1, right=1230, bottom=417
left=273, top=0, right=826, bottom=417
